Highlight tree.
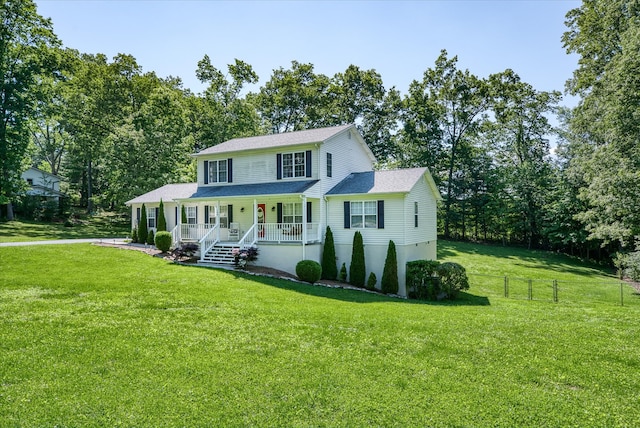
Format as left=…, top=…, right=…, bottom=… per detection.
left=349, top=231, right=366, bottom=288
left=157, top=199, right=167, bottom=232
left=138, top=203, right=148, bottom=244
left=381, top=240, right=398, bottom=294
left=0, top=0, right=61, bottom=219
left=321, top=226, right=337, bottom=280
left=562, top=0, right=640, bottom=248
left=400, top=51, right=491, bottom=238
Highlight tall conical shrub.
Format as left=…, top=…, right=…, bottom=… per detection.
left=381, top=240, right=399, bottom=294
left=157, top=199, right=167, bottom=231
left=181, top=205, right=187, bottom=223
left=321, top=226, right=337, bottom=280
left=349, top=231, right=366, bottom=288
left=138, top=204, right=148, bottom=244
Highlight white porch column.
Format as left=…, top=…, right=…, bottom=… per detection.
left=216, top=200, right=221, bottom=242
left=301, top=195, right=307, bottom=260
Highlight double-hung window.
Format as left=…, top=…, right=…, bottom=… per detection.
left=282, top=152, right=306, bottom=178
left=218, top=205, right=229, bottom=228
left=208, top=159, right=228, bottom=183
left=282, top=202, right=303, bottom=224
left=147, top=208, right=156, bottom=229
left=350, top=201, right=378, bottom=228
left=186, top=206, right=197, bottom=225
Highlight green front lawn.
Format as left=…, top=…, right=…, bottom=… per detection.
left=0, top=243, right=638, bottom=427
left=0, top=214, right=130, bottom=242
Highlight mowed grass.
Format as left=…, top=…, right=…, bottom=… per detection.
left=0, top=214, right=130, bottom=243
left=1, top=243, right=639, bottom=427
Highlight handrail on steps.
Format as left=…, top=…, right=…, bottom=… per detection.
left=199, top=224, right=219, bottom=261
left=238, top=224, right=257, bottom=249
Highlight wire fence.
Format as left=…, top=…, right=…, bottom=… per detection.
left=467, top=273, right=639, bottom=307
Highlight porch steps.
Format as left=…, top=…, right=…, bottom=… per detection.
left=200, top=243, right=239, bottom=265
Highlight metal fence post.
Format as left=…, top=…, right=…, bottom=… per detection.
left=504, top=276, right=509, bottom=298
left=528, top=279, right=533, bottom=301
left=621, top=283, right=624, bottom=306
left=553, top=280, right=558, bottom=303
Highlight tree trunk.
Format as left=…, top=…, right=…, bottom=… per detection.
left=7, top=202, right=14, bottom=220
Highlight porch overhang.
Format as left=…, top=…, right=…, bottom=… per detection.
left=176, top=180, right=320, bottom=202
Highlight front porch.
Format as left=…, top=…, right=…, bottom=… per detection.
left=169, top=197, right=323, bottom=266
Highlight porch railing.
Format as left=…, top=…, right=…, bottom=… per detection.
left=181, top=223, right=215, bottom=241
left=199, top=224, right=220, bottom=261
left=259, top=223, right=321, bottom=242
left=171, top=224, right=180, bottom=246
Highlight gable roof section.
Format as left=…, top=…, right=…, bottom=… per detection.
left=125, top=183, right=198, bottom=205
left=196, top=124, right=359, bottom=156
left=326, top=167, right=442, bottom=200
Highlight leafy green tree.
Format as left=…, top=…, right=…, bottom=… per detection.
left=321, top=226, right=337, bottom=280
left=0, top=0, right=61, bottom=219
left=381, top=240, right=399, bottom=294
left=138, top=203, right=148, bottom=244
left=157, top=199, right=167, bottom=232
left=562, top=0, right=640, bottom=248
left=349, top=231, right=366, bottom=288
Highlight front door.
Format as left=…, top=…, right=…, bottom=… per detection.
left=257, top=203, right=266, bottom=237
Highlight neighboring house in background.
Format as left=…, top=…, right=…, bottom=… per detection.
left=126, top=124, right=441, bottom=296
left=21, top=167, right=65, bottom=201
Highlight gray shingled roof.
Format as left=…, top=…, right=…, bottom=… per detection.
left=326, top=168, right=432, bottom=195
left=196, top=124, right=354, bottom=156
left=182, top=180, right=319, bottom=200
left=125, top=183, right=198, bottom=205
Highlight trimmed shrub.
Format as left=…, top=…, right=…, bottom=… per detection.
left=321, top=226, right=337, bottom=280
left=157, top=199, right=167, bottom=232
left=296, top=260, right=322, bottom=284
left=138, top=204, right=148, bottom=244
left=381, top=240, right=399, bottom=294
left=146, top=229, right=155, bottom=245
left=436, top=262, right=470, bottom=299
left=338, top=263, right=347, bottom=282
left=406, top=260, right=441, bottom=300
left=131, top=227, right=138, bottom=243
left=170, top=242, right=199, bottom=261
left=349, top=231, right=366, bottom=288
left=181, top=205, right=187, bottom=223
left=154, top=231, right=172, bottom=252
left=366, top=272, right=377, bottom=290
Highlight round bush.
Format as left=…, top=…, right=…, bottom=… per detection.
left=154, top=231, right=172, bottom=252
left=146, top=229, right=155, bottom=245
left=436, top=262, right=470, bottom=299
left=296, top=260, right=322, bottom=284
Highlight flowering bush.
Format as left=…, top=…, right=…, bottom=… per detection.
left=232, top=246, right=259, bottom=269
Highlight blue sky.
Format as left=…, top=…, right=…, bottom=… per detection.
left=36, top=0, right=580, bottom=106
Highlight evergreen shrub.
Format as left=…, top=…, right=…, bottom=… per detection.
left=436, top=262, right=470, bottom=299
left=138, top=204, right=148, bottom=244
left=131, top=227, right=138, bottom=243
left=406, top=260, right=441, bottom=300
left=381, top=240, right=399, bottom=294
left=367, top=272, right=377, bottom=290
left=349, top=231, right=366, bottom=287
left=338, top=263, right=347, bottom=282
left=296, top=260, right=322, bottom=284
left=157, top=199, right=167, bottom=231
left=321, top=226, right=337, bottom=280
left=146, top=229, right=155, bottom=245
left=155, top=231, right=172, bottom=252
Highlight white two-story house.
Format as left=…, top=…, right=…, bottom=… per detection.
left=126, top=124, right=441, bottom=296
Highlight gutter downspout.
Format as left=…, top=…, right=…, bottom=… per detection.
left=301, top=194, right=307, bottom=261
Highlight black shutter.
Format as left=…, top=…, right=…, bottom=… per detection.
left=155, top=208, right=159, bottom=228
left=228, top=205, right=233, bottom=223
left=377, top=200, right=385, bottom=229
left=227, top=158, right=233, bottom=183
left=306, top=150, right=312, bottom=177
left=344, top=201, right=350, bottom=229
left=175, top=207, right=178, bottom=224
left=204, top=206, right=209, bottom=224
left=276, top=154, right=282, bottom=180
left=277, top=203, right=283, bottom=223
left=195, top=207, right=198, bottom=224
left=136, top=207, right=141, bottom=222
left=307, top=201, right=312, bottom=223
left=204, top=161, right=209, bottom=184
